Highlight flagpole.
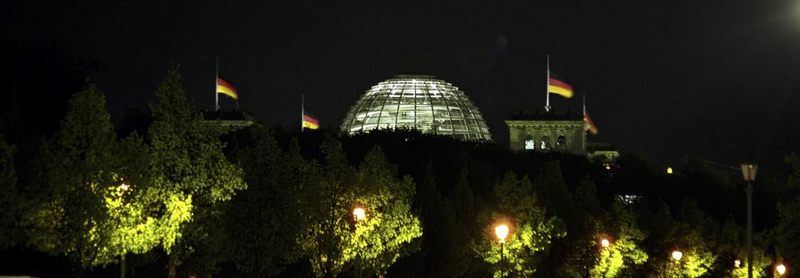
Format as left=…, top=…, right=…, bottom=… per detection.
left=545, top=54, right=551, bottom=112
left=215, top=57, right=220, bottom=111
left=301, top=94, right=305, bottom=134
left=582, top=94, right=586, bottom=115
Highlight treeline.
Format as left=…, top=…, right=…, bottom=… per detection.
left=1, top=66, right=800, bottom=278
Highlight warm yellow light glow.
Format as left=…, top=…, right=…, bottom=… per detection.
left=740, top=163, right=758, bottom=182
left=600, top=238, right=610, bottom=248
left=777, top=263, right=787, bottom=275
left=495, top=224, right=509, bottom=243
left=119, top=183, right=130, bottom=191
left=353, top=207, right=366, bottom=221
left=734, top=259, right=741, bottom=268
left=672, top=250, right=683, bottom=261
left=667, top=167, right=673, bottom=174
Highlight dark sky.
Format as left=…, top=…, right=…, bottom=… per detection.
left=3, top=0, right=800, bottom=169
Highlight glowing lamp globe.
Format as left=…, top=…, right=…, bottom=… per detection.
left=672, top=250, right=683, bottom=261
left=777, top=263, right=787, bottom=275
left=495, top=224, right=509, bottom=243
left=353, top=207, right=366, bottom=221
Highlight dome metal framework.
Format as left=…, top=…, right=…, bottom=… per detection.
left=341, top=75, right=492, bottom=141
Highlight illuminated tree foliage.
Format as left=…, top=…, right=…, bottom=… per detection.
left=473, top=172, right=564, bottom=277
left=147, top=66, right=246, bottom=277
left=299, top=139, right=422, bottom=277
left=349, top=146, right=422, bottom=276
left=24, top=84, right=119, bottom=266
left=18, top=84, right=186, bottom=274
left=729, top=248, right=770, bottom=278
left=590, top=201, right=648, bottom=278
left=713, top=216, right=771, bottom=278
left=648, top=201, right=717, bottom=278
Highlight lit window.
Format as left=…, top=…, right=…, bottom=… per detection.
left=541, top=136, right=551, bottom=150
left=525, top=139, right=535, bottom=150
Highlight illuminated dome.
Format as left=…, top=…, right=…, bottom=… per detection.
left=341, top=75, right=492, bottom=141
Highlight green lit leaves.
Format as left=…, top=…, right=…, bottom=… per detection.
left=299, top=141, right=422, bottom=277
left=474, top=172, right=564, bottom=277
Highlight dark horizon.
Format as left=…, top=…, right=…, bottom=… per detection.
left=3, top=0, right=800, bottom=169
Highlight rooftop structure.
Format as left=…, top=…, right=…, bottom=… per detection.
left=201, top=110, right=255, bottom=129
left=505, top=109, right=588, bottom=154
left=340, top=75, right=492, bottom=141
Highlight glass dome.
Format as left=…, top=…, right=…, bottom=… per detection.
left=341, top=75, right=492, bottom=141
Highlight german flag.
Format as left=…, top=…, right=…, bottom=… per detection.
left=548, top=75, right=574, bottom=98
left=302, top=113, right=319, bottom=130
left=217, top=76, right=238, bottom=100
left=584, top=112, right=598, bottom=135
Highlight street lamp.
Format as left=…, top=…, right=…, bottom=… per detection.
left=495, top=223, right=509, bottom=277
left=600, top=237, right=611, bottom=248
left=672, top=250, right=683, bottom=261
left=776, top=263, right=787, bottom=276
left=351, top=206, right=367, bottom=278
left=741, top=162, right=758, bottom=278
left=353, top=206, right=366, bottom=222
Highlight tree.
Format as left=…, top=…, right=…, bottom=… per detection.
left=448, top=166, right=483, bottom=276
left=24, top=84, right=119, bottom=268
left=147, top=66, right=246, bottom=277
left=299, top=139, right=422, bottom=277
left=20, top=84, right=179, bottom=278
left=591, top=200, right=649, bottom=278
left=299, top=137, right=353, bottom=277
left=648, top=200, right=717, bottom=278
left=350, top=147, right=422, bottom=276
left=223, top=126, right=306, bottom=276
left=415, top=164, right=463, bottom=277
left=533, top=160, right=583, bottom=276
left=473, top=172, right=563, bottom=277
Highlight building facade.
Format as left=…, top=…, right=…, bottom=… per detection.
left=505, top=110, right=587, bottom=155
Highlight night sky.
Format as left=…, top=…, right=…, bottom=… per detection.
left=3, top=0, right=800, bottom=169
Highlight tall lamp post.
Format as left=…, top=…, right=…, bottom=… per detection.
left=672, top=250, right=683, bottom=277
left=352, top=206, right=367, bottom=278
left=495, top=223, right=509, bottom=277
left=741, top=162, right=758, bottom=278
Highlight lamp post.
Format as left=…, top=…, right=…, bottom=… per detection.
left=352, top=206, right=367, bottom=278
left=118, top=183, right=130, bottom=278
left=599, top=236, right=612, bottom=277
left=495, top=223, right=509, bottom=277
left=672, top=250, right=683, bottom=277
left=741, top=162, right=758, bottom=278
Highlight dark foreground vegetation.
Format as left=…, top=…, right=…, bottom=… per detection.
left=1, top=60, right=800, bottom=277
